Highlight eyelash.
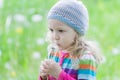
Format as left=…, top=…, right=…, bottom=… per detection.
left=49, top=28, right=64, bottom=33
left=50, top=29, right=53, bottom=32
left=59, top=30, right=64, bottom=32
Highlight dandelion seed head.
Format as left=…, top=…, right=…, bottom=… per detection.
left=32, top=51, right=41, bottom=59
left=32, top=14, right=42, bottom=22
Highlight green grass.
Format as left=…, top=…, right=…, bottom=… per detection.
left=0, top=0, right=120, bottom=80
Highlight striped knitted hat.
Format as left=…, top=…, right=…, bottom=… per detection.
left=47, top=0, right=89, bottom=36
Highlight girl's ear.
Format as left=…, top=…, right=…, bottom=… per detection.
left=74, top=33, right=79, bottom=42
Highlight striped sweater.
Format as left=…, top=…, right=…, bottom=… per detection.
left=39, top=50, right=98, bottom=80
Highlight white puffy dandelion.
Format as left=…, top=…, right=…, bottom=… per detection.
left=13, top=14, right=26, bottom=23
left=31, top=14, right=42, bottom=22
left=0, top=0, right=3, bottom=8
left=32, top=51, right=41, bottom=59
left=112, top=48, right=120, bottom=55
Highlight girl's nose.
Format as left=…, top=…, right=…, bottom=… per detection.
left=54, top=32, right=59, bottom=40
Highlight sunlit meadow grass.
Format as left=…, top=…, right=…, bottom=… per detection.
left=0, top=0, right=120, bottom=80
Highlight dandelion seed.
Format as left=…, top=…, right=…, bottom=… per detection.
left=112, top=48, right=120, bottom=55
left=37, top=38, right=45, bottom=45
left=31, top=14, right=42, bottom=22
left=32, top=51, right=41, bottom=59
left=14, top=14, right=26, bottom=23
left=0, top=0, right=3, bottom=8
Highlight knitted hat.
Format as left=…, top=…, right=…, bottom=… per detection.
left=47, top=0, right=89, bottom=36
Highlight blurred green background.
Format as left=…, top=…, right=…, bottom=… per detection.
left=0, top=0, right=120, bottom=80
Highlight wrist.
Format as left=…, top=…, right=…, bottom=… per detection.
left=40, top=75, right=48, bottom=80
left=54, top=69, right=62, bottom=79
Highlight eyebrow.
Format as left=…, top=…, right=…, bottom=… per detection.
left=48, top=25, right=65, bottom=30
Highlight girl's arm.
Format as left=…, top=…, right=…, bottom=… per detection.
left=57, top=53, right=97, bottom=80
left=57, top=70, right=76, bottom=80
left=77, top=53, right=98, bottom=80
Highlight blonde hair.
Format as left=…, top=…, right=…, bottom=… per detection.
left=47, top=31, right=102, bottom=64
left=71, top=33, right=102, bottom=64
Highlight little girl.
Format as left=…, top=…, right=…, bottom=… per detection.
left=39, top=0, right=101, bottom=80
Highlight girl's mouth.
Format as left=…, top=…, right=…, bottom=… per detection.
left=56, top=43, right=60, bottom=47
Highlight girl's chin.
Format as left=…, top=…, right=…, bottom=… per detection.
left=58, top=46, right=67, bottom=51
left=57, top=46, right=64, bottom=50
left=56, top=44, right=67, bottom=50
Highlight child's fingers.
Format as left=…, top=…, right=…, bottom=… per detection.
left=40, top=72, right=48, bottom=76
left=45, top=59, right=55, bottom=65
left=40, top=66, right=49, bottom=75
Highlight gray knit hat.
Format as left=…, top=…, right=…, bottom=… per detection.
left=47, top=0, right=89, bottom=36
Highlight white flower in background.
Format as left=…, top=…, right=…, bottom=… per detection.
left=5, top=15, right=12, bottom=33
left=31, top=14, right=42, bottom=22
left=37, top=38, right=45, bottom=45
left=5, top=62, right=12, bottom=70
left=112, top=48, right=120, bottom=55
left=0, top=50, right=2, bottom=56
left=0, top=0, right=3, bottom=8
left=32, top=51, right=41, bottom=59
left=13, top=14, right=26, bottom=23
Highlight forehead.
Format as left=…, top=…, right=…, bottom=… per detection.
left=48, top=19, right=71, bottom=30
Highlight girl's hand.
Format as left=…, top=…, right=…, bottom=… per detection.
left=40, top=59, right=62, bottom=79
left=40, top=61, right=48, bottom=80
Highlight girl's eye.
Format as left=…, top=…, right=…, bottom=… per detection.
left=49, top=28, right=53, bottom=32
left=59, top=30, right=64, bottom=32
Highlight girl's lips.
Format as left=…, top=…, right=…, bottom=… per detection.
left=56, top=43, right=60, bottom=46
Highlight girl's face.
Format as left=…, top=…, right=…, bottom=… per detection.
left=48, top=19, right=77, bottom=50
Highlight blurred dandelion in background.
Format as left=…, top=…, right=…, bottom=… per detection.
left=32, top=51, right=41, bottom=59
left=5, top=15, right=12, bottom=33
left=0, top=0, right=3, bottom=8
left=31, top=14, right=42, bottom=22
left=13, top=14, right=26, bottom=23
left=112, top=47, right=120, bottom=55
